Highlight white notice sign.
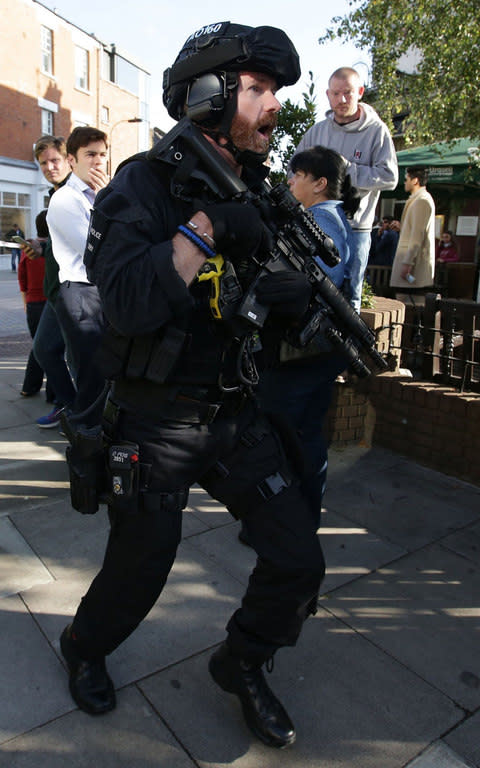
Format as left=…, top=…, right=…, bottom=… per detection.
left=456, top=216, right=479, bottom=236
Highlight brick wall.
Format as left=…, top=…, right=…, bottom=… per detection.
left=327, top=385, right=370, bottom=446
left=0, top=0, right=144, bottom=164
left=327, top=298, right=404, bottom=447
left=369, top=374, right=480, bottom=486
left=328, top=373, right=480, bottom=486
left=326, top=298, right=480, bottom=487
left=360, top=296, right=405, bottom=363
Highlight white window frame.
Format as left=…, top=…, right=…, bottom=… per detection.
left=75, top=46, right=89, bottom=91
left=41, top=108, right=54, bottom=134
left=41, top=26, right=53, bottom=75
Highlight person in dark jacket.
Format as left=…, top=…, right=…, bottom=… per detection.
left=372, top=215, right=399, bottom=266
left=17, top=210, right=54, bottom=399
left=59, top=22, right=325, bottom=750
left=6, top=223, right=24, bottom=271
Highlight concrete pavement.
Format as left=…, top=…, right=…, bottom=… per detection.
left=1, top=266, right=479, bottom=767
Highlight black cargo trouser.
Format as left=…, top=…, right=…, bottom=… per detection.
left=55, top=281, right=105, bottom=417
left=71, top=397, right=325, bottom=665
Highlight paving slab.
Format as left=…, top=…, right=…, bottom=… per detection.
left=0, top=271, right=27, bottom=337
left=0, top=365, right=54, bottom=429
left=21, top=538, right=246, bottom=691
left=441, top=520, right=480, bottom=566
left=9, top=497, right=109, bottom=580
left=186, top=507, right=406, bottom=595
left=9, top=497, right=218, bottom=583
left=318, top=507, right=405, bottom=592
left=326, top=444, right=401, bottom=484
left=182, top=507, right=212, bottom=537
left=0, top=594, right=72, bottom=744
left=0, top=686, right=196, bottom=767
left=322, top=542, right=480, bottom=710
left=186, top=484, right=233, bottom=529
left=0, top=424, right=68, bottom=515
left=444, top=711, right=480, bottom=768
left=182, top=519, right=256, bottom=587
left=324, top=455, right=480, bottom=550
left=407, top=741, right=475, bottom=767
left=139, top=611, right=462, bottom=768
left=0, top=516, right=53, bottom=598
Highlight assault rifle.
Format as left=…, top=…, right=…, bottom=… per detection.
left=150, top=118, right=390, bottom=378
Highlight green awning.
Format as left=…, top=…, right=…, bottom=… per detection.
left=396, top=138, right=480, bottom=188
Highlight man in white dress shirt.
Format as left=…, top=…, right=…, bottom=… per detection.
left=47, top=127, right=109, bottom=421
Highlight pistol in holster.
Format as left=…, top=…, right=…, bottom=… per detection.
left=63, top=406, right=141, bottom=515
left=64, top=419, right=109, bottom=515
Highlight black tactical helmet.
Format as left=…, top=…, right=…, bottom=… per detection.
left=163, top=21, right=301, bottom=122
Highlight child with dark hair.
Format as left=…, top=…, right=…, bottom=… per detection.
left=18, top=211, right=54, bottom=400
left=289, top=146, right=360, bottom=277
left=252, top=145, right=360, bottom=535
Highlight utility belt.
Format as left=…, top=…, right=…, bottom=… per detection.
left=111, top=379, right=249, bottom=424
left=62, top=379, right=248, bottom=516
left=63, top=403, right=189, bottom=517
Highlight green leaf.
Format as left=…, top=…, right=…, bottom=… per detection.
left=319, top=0, right=480, bottom=146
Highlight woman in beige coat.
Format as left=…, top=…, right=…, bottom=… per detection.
left=390, top=166, right=435, bottom=289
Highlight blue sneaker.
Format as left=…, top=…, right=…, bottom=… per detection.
left=36, top=406, right=64, bottom=429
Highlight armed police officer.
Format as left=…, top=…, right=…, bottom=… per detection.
left=59, top=22, right=326, bottom=749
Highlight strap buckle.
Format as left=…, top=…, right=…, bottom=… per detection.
left=257, top=472, right=288, bottom=500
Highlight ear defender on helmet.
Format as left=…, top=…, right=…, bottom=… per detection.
left=185, top=73, right=229, bottom=125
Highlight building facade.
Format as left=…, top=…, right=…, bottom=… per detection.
left=0, top=0, right=150, bottom=240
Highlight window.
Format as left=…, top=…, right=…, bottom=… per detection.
left=2, top=192, right=16, bottom=207
left=0, top=193, right=31, bottom=247
left=41, top=109, right=54, bottom=134
left=101, top=106, right=110, bottom=124
left=41, top=26, right=53, bottom=75
left=116, top=55, right=139, bottom=95
left=0, top=191, right=30, bottom=207
left=102, top=49, right=114, bottom=82
left=75, top=47, right=89, bottom=91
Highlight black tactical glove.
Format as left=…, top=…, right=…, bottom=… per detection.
left=255, top=271, right=312, bottom=320
left=203, top=202, right=265, bottom=260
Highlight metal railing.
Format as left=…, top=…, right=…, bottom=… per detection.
left=421, top=294, right=480, bottom=391
left=381, top=293, right=480, bottom=393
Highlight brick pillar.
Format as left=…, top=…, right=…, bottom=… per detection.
left=327, top=298, right=406, bottom=448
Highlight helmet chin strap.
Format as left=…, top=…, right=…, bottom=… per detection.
left=204, top=131, right=269, bottom=167
left=226, top=141, right=269, bottom=167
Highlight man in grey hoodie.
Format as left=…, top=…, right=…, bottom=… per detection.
left=295, top=67, right=398, bottom=310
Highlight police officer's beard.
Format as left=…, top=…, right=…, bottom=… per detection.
left=229, top=112, right=278, bottom=156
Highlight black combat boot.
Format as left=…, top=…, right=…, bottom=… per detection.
left=209, top=643, right=296, bottom=748
left=60, top=625, right=116, bottom=715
